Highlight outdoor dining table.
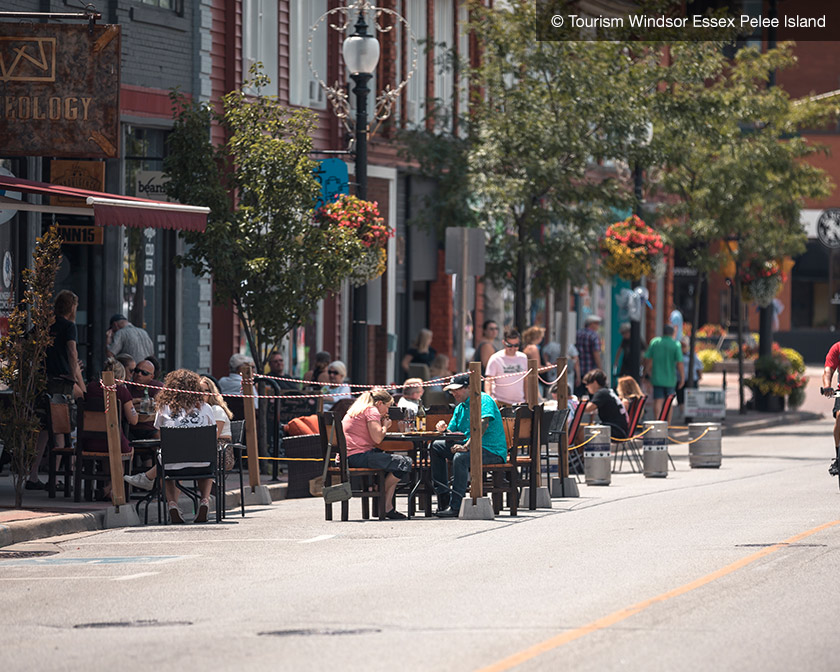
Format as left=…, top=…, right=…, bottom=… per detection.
left=380, top=431, right=465, bottom=518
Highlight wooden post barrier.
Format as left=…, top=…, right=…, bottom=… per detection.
left=468, top=362, right=483, bottom=502
left=103, top=370, right=126, bottom=507
left=526, top=358, right=541, bottom=487
left=242, top=364, right=260, bottom=491
left=557, top=357, right=569, bottom=481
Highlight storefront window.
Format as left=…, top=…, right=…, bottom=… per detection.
left=123, top=124, right=172, bottom=365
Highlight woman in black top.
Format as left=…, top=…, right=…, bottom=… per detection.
left=582, top=369, right=629, bottom=439
left=401, top=328, right=436, bottom=376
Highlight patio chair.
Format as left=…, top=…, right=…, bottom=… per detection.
left=74, top=397, right=133, bottom=503
left=613, top=396, right=647, bottom=473
left=158, top=425, right=222, bottom=524
left=318, top=412, right=387, bottom=521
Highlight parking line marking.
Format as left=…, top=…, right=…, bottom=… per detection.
left=111, top=572, right=159, bottom=581
left=475, top=519, right=840, bottom=672
left=299, top=535, right=335, bottom=544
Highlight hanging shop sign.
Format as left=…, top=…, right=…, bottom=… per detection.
left=0, top=23, right=121, bottom=158
left=49, top=160, right=105, bottom=208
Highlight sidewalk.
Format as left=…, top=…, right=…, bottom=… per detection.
left=0, top=470, right=288, bottom=548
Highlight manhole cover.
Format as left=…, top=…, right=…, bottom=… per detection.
left=258, top=628, right=381, bottom=637
left=74, top=620, right=193, bottom=629
left=0, top=550, right=58, bottom=559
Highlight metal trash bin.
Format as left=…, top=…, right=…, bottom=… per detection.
left=688, top=423, right=722, bottom=468
left=584, top=424, right=611, bottom=486
left=642, top=420, right=668, bottom=478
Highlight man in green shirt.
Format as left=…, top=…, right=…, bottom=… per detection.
left=643, top=324, right=685, bottom=420
left=430, top=374, right=507, bottom=517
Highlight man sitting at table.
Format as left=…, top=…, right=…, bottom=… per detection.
left=397, top=378, right=424, bottom=414
left=430, top=374, right=507, bottom=518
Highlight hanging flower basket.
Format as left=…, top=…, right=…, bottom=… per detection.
left=314, top=194, right=393, bottom=286
left=598, top=215, right=666, bottom=282
left=739, top=259, right=784, bottom=308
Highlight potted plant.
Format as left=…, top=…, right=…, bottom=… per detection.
left=599, top=214, right=666, bottom=282
left=314, top=194, right=393, bottom=286
left=745, top=345, right=807, bottom=412
left=739, top=258, right=785, bottom=307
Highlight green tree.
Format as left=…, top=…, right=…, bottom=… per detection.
left=165, top=67, right=364, bottom=371
left=465, top=0, right=665, bottom=329
left=0, top=226, right=62, bottom=508
left=653, top=42, right=836, bottom=406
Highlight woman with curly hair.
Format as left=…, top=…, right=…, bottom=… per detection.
left=124, top=369, right=217, bottom=523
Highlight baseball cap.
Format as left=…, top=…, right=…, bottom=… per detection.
left=443, top=374, right=470, bottom=391
left=109, top=313, right=127, bottom=325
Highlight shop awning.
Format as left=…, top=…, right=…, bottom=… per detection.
left=0, top=175, right=209, bottom=232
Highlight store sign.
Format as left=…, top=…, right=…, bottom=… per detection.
left=0, top=23, right=121, bottom=158
left=136, top=171, right=170, bottom=201
left=49, top=160, right=105, bottom=207
left=57, top=224, right=103, bottom=245
left=685, top=388, right=726, bottom=420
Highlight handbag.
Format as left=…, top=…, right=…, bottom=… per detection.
left=312, top=441, right=351, bottom=503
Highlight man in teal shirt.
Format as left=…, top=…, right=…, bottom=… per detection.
left=643, top=324, right=685, bottom=420
left=431, top=374, right=507, bottom=517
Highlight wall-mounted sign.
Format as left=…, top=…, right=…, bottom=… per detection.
left=0, top=23, right=121, bottom=158
left=136, top=171, right=170, bottom=201
left=57, top=224, right=103, bottom=245
left=817, top=209, right=840, bottom=249
left=49, top=160, right=105, bottom=207
left=0, top=167, right=21, bottom=224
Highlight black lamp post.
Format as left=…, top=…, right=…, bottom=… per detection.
left=628, top=123, right=653, bottom=383
left=343, top=9, right=380, bottom=385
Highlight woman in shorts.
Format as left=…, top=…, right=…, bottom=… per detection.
left=341, top=389, right=412, bottom=520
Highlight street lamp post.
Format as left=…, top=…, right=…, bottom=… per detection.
left=628, top=123, right=653, bottom=383
left=344, top=11, right=380, bottom=384
left=309, top=1, right=417, bottom=386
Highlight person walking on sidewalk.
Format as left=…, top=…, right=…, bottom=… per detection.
left=643, top=324, right=685, bottom=420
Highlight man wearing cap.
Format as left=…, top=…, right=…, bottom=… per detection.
left=106, top=313, right=154, bottom=363
left=430, top=374, right=507, bottom=517
left=575, top=315, right=603, bottom=395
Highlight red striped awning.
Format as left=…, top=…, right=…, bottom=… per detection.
left=0, top=175, right=209, bottom=232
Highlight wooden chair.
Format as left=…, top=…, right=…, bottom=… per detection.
left=482, top=405, right=539, bottom=516
left=317, top=412, right=387, bottom=521
left=46, top=396, right=74, bottom=499
left=613, top=396, right=647, bottom=473
left=425, top=404, right=453, bottom=433
left=158, top=425, right=223, bottom=524
left=74, top=397, right=133, bottom=503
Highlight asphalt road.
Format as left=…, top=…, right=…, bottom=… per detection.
left=2, top=417, right=839, bottom=672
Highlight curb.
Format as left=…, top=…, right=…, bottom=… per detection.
left=0, top=510, right=105, bottom=548
left=0, top=481, right=289, bottom=549
left=722, top=410, right=824, bottom=436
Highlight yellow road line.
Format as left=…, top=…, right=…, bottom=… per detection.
left=476, top=519, right=840, bottom=672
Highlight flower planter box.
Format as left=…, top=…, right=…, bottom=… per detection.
left=753, top=391, right=785, bottom=413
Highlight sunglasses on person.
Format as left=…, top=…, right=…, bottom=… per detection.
left=503, top=341, right=520, bottom=348
left=134, top=369, right=153, bottom=377
left=328, top=369, right=340, bottom=375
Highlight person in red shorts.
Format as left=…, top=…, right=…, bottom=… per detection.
left=821, top=341, right=840, bottom=475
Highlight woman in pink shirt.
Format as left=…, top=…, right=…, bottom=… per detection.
left=342, top=389, right=412, bottom=520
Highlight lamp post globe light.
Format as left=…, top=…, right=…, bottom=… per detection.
left=308, top=1, right=417, bottom=385
left=628, top=122, right=654, bottom=383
